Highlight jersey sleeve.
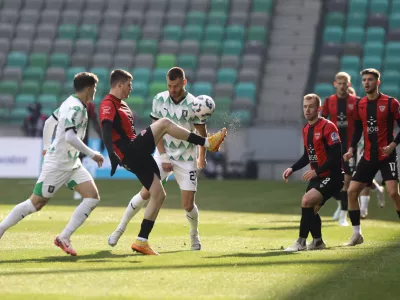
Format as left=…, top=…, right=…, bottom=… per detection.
left=325, top=123, right=341, bottom=146
left=99, top=100, right=116, bottom=123
left=52, top=107, right=60, bottom=121
left=391, top=98, right=400, bottom=120
left=321, top=97, right=329, bottom=117
left=150, top=96, right=162, bottom=120
left=64, top=104, right=84, bottom=131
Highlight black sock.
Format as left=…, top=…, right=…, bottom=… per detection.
left=138, top=219, right=155, bottom=240
left=187, top=133, right=206, bottom=146
left=340, top=191, right=348, bottom=211
left=310, top=213, right=322, bottom=239
left=299, top=207, right=314, bottom=239
left=397, top=210, right=400, bottom=218
left=348, top=210, right=361, bottom=226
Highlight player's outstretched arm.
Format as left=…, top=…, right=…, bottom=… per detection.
left=42, top=114, right=58, bottom=156
left=284, top=147, right=309, bottom=182
left=101, top=121, right=121, bottom=176
left=345, top=120, right=363, bottom=161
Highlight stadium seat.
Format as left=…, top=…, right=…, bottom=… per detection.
left=207, top=11, right=227, bottom=26
left=67, top=67, right=85, bottom=82
left=247, top=26, right=267, bottom=44
left=178, top=55, right=197, bottom=71
left=366, top=27, right=386, bottom=43
left=79, top=25, right=98, bottom=41
left=0, top=81, right=18, bottom=96
left=341, top=55, right=361, bottom=71
left=325, top=12, right=345, bottom=27
left=126, top=96, right=145, bottom=116
left=10, top=108, right=29, bottom=123
left=205, top=25, right=224, bottom=41
left=382, top=70, right=400, bottom=85
left=193, top=82, right=213, bottom=96
left=23, top=67, right=45, bottom=81
left=50, top=53, right=70, bottom=68
left=183, top=25, right=203, bottom=41
left=29, top=53, right=48, bottom=68
left=346, top=13, right=367, bottom=27
left=7, top=52, right=27, bottom=68
left=385, top=42, right=400, bottom=58
left=389, top=13, right=400, bottom=30
left=223, top=40, right=243, bottom=56
left=163, top=26, right=182, bottom=41
left=201, top=40, right=221, bottom=55
left=363, top=56, right=382, bottom=70
left=252, top=0, right=273, bottom=12
left=156, top=54, right=176, bottom=69
left=38, top=94, right=58, bottom=110
left=364, top=42, right=384, bottom=57
left=58, top=24, right=77, bottom=40
left=149, top=82, right=165, bottom=96
left=132, top=68, right=151, bottom=84
left=235, top=82, right=256, bottom=101
left=186, top=11, right=206, bottom=26
left=315, top=83, right=335, bottom=100
left=393, top=1, right=400, bottom=13
left=131, top=82, right=148, bottom=98
left=383, top=56, right=400, bottom=71
left=348, top=0, right=368, bottom=14
left=19, top=81, right=40, bottom=96
left=42, top=81, right=61, bottom=96
left=217, top=68, right=237, bottom=84
left=230, top=109, right=251, bottom=125
left=380, top=84, right=399, bottom=98
left=138, top=40, right=158, bottom=55
left=323, top=26, right=343, bottom=43
left=344, top=27, right=364, bottom=43
left=211, top=0, right=229, bottom=12
left=369, top=0, right=389, bottom=14
left=225, top=25, right=245, bottom=42
left=120, top=25, right=141, bottom=41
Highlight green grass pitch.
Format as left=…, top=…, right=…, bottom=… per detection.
left=0, top=179, right=399, bottom=300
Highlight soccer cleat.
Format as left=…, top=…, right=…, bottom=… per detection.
left=338, top=211, right=349, bottom=226
left=376, top=185, right=385, bottom=208
left=131, top=239, right=159, bottom=255
left=344, top=233, right=364, bottom=246
left=307, top=239, right=326, bottom=250
left=190, top=234, right=201, bottom=251
left=108, top=229, right=124, bottom=247
left=54, top=236, right=77, bottom=256
left=284, top=241, right=307, bottom=252
left=207, top=128, right=227, bottom=152
left=332, top=206, right=341, bottom=220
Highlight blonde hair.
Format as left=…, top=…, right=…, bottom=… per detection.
left=335, top=71, right=351, bottom=83
left=304, top=93, right=322, bottom=107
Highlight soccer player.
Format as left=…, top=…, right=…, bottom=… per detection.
left=0, top=72, right=104, bottom=256
left=343, top=68, right=400, bottom=246
left=108, top=67, right=206, bottom=251
left=283, top=93, right=344, bottom=252
left=100, top=69, right=227, bottom=255
left=321, top=72, right=358, bottom=226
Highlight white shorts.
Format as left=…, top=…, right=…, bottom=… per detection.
left=33, top=162, right=94, bottom=198
left=154, top=157, right=197, bottom=191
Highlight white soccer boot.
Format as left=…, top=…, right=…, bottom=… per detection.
left=307, top=239, right=326, bottom=250
left=191, top=234, right=201, bottom=250
left=284, top=239, right=307, bottom=252
left=108, top=229, right=124, bottom=247
left=344, top=233, right=364, bottom=246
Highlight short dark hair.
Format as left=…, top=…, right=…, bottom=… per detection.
left=304, top=93, right=322, bottom=107
left=73, top=72, right=99, bottom=92
left=110, top=69, right=133, bottom=87
left=360, top=68, right=380, bottom=80
left=167, top=67, right=185, bottom=81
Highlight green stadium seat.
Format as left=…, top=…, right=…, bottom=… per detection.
left=315, top=83, right=335, bottom=100
left=0, top=108, right=10, bottom=121
left=323, top=26, right=343, bottom=43
left=23, top=67, right=45, bottom=81
left=201, top=40, right=221, bottom=55
left=364, top=42, right=384, bottom=57
left=346, top=13, right=367, bottom=27
left=183, top=25, right=203, bottom=41
left=393, top=1, right=400, bottom=13
left=90, top=67, right=108, bottom=84
left=132, top=82, right=148, bottom=98
left=366, top=27, right=386, bottom=43
left=0, top=81, right=18, bottom=97
left=363, top=56, right=382, bottom=70
left=253, top=0, right=273, bottom=12
left=380, top=84, right=399, bottom=98
left=207, top=11, right=227, bottom=26
left=211, top=0, right=229, bottom=12
left=67, top=67, right=85, bottom=82
left=205, top=25, right=224, bottom=41
left=344, top=27, right=364, bottom=43
left=186, top=11, right=206, bottom=26
left=193, top=82, right=212, bottom=96
left=225, top=25, right=245, bottom=42
left=10, top=108, right=29, bottom=124
left=29, top=53, right=48, bottom=68
left=341, top=55, right=361, bottom=70
left=79, top=25, right=98, bottom=41
left=223, top=40, right=242, bottom=55
left=178, top=55, right=197, bottom=71
left=325, top=12, right=345, bottom=27
left=42, top=81, right=61, bottom=96
left=370, top=0, right=389, bottom=14
left=163, top=26, right=182, bottom=41
left=42, top=108, right=55, bottom=117
left=50, top=53, right=70, bottom=68
left=247, top=26, right=267, bottom=44
left=126, top=96, right=145, bottom=116
left=20, top=81, right=40, bottom=96
left=235, top=83, right=256, bottom=101
left=348, top=0, right=368, bottom=14
left=14, top=94, right=35, bottom=108
left=149, top=82, right=165, bottom=96
left=152, top=68, right=168, bottom=82
left=132, top=68, right=151, bottom=84
left=230, top=109, right=251, bottom=125
left=58, top=24, right=77, bottom=40
left=7, top=52, right=27, bottom=68
left=120, top=25, right=141, bottom=40
left=214, top=97, right=232, bottom=110
left=38, top=94, right=58, bottom=110
left=217, top=68, right=237, bottom=84
left=383, top=56, right=400, bottom=72
left=346, top=70, right=360, bottom=86
left=385, top=42, right=400, bottom=58
left=138, top=40, right=158, bottom=55
left=382, top=71, right=400, bottom=85
left=389, top=13, right=400, bottom=30
left=156, top=54, right=176, bottom=69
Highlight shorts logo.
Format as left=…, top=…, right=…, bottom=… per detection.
left=48, top=185, right=55, bottom=193
left=379, top=105, right=386, bottom=112
left=140, top=129, right=147, bottom=136
left=331, top=132, right=340, bottom=142
left=102, top=106, right=112, bottom=114
left=314, top=132, right=321, bottom=140
left=348, top=104, right=354, bottom=110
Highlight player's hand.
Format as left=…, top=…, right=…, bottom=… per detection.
left=92, top=153, right=104, bottom=168
left=382, top=142, right=396, bottom=156
left=197, top=156, right=207, bottom=169
left=343, top=149, right=354, bottom=162
left=109, top=152, right=121, bottom=176
left=162, top=162, right=173, bottom=172
left=282, top=168, right=293, bottom=183
left=160, top=153, right=173, bottom=172
left=42, top=150, right=47, bottom=157
left=302, top=170, right=317, bottom=181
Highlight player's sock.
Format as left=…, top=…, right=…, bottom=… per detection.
left=0, top=199, right=37, bottom=236
left=397, top=210, right=400, bottom=218
left=360, top=196, right=370, bottom=212
left=186, top=205, right=199, bottom=236
left=117, top=193, right=147, bottom=232
left=299, top=207, right=314, bottom=239
left=187, top=133, right=206, bottom=146
left=137, top=219, right=155, bottom=242
left=59, top=198, right=99, bottom=239
left=310, top=213, right=322, bottom=239
left=348, top=210, right=361, bottom=234
left=340, top=191, right=348, bottom=211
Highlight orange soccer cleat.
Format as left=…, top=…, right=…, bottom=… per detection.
left=131, top=239, right=159, bottom=255
left=207, top=128, right=227, bottom=152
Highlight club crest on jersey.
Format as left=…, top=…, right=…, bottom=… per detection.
left=102, top=106, right=111, bottom=114
left=348, top=104, right=354, bottom=110
left=182, top=110, right=188, bottom=117
left=314, top=132, right=321, bottom=140
left=379, top=105, right=386, bottom=112
left=331, top=132, right=340, bottom=142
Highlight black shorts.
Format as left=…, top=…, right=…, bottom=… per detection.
left=121, top=126, right=161, bottom=190
left=306, top=174, right=344, bottom=205
left=352, top=154, right=399, bottom=184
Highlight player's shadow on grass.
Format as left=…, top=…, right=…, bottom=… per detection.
left=247, top=224, right=335, bottom=231
left=205, top=251, right=298, bottom=259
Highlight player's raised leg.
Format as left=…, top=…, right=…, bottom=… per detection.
left=359, top=185, right=371, bottom=219
left=372, top=179, right=385, bottom=208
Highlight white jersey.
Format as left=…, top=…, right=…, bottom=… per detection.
left=45, top=95, right=88, bottom=170
left=150, top=91, right=203, bottom=162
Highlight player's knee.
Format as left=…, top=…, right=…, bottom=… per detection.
left=140, top=189, right=151, bottom=200
left=154, top=190, right=166, bottom=203
left=30, top=196, right=48, bottom=211
left=301, top=195, right=314, bottom=208
left=159, top=117, right=172, bottom=129
left=183, top=202, right=194, bottom=212
left=347, top=187, right=359, bottom=201
left=82, top=198, right=100, bottom=210
left=387, top=188, right=399, bottom=200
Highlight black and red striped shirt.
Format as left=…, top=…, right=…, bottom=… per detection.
left=321, top=94, right=358, bottom=152
left=352, top=93, right=400, bottom=162
left=99, top=94, right=136, bottom=160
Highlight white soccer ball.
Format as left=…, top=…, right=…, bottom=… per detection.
left=192, top=95, right=216, bottom=121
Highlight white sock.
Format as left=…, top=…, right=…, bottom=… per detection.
left=137, top=237, right=147, bottom=242
left=60, top=198, right=99, bottom=239
left=117, top=193, right=147, bottom=232
left=339, top=210, right=347, bottom=219
left=186, top=205, right=199, bottom=236
left=0, top=199, right=37, bottom=237
left=360, top=196, right=370, bottom=211
left=353, top=225, right=361, bottom=235
left=204, top=139, right=210, bottom=148
left=337, top=200, right=341, bottom=209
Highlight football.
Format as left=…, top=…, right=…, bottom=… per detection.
left=192, top=95, right=216, bottom=121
